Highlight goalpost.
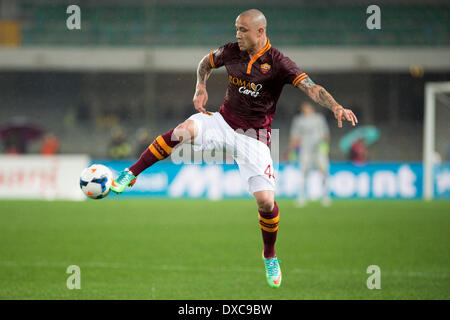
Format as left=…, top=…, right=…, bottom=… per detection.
left=423, top=81, right=450, bottom=200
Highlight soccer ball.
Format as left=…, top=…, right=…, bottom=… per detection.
left=79, top=164, right=113, bottom=199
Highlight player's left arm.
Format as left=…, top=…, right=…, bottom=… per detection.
left=296, top=77, right=358, bottom=128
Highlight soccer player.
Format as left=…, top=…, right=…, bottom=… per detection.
left=110, top=9, right=358, bottom=288
left=289, top=102, right=331, bottom=207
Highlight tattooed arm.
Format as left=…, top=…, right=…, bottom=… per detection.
left=296, top=77, right=358, bottom=128
left=193, top=51, right=216, bottom=114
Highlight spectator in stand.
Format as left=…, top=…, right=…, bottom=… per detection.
left=40, top=133, right=60, bottom=155
left=350, top=137, right=368, bottom=164
left=135, top=128, right=153, bottom=158
left=108, top=128, right=132, bottom=159
left=4, top=132, right=26, bottom=155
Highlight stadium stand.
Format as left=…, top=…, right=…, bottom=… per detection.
left=19, top=2, right=450, bottom=47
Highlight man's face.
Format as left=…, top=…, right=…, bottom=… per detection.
left=235, top=15, right=261, bottom=52
left=301, top=104, right=314, bottom=116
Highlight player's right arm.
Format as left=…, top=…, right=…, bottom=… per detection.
left=193, top=49, right=218, bottom=114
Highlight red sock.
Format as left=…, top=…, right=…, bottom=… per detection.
left=129, top=128, right=180, bottom=176
left=258, top=201, right=279, bottom=258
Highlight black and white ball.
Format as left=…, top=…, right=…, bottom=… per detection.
left=80, top=164, right=113, bottom=199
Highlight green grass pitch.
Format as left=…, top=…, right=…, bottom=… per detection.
left=0, top=199, right=448, bottom=299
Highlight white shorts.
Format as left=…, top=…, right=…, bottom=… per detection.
left=188, top=112, right=275, bottom=194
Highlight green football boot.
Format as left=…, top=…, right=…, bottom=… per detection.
left=263, top=255, right=282, bottom=288
left=110, top=168, right=136, bottom=194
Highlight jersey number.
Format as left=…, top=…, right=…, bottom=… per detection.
left=264, top=165, right=275, bottom=179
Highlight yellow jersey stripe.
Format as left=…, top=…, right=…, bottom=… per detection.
left=246, top=38, right=271, bottom=74
left=292, top=73, right=305, bottom=85
left=209, top=51, right=216, bottom=68
left=292, top=73, right=308, bottom=87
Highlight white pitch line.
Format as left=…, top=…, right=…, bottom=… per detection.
left=0, top=261, right=448, bottom=280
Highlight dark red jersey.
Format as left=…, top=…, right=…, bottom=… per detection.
left=209, top=39, right=307, bottom=133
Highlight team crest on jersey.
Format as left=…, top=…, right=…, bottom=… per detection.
left=260, top=63, right=271, bottom=74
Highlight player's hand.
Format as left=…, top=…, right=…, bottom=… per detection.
left=193, top=84, right=209, bottom=114
left=332, top=105, right=358, bottom=128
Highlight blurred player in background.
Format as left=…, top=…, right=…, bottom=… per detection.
left=109, top=9, right=357, bottom=288
left=289, top=102, right=331, bottom=207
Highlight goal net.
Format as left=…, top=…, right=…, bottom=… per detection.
left=423, top=82, right=450, bottom=200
